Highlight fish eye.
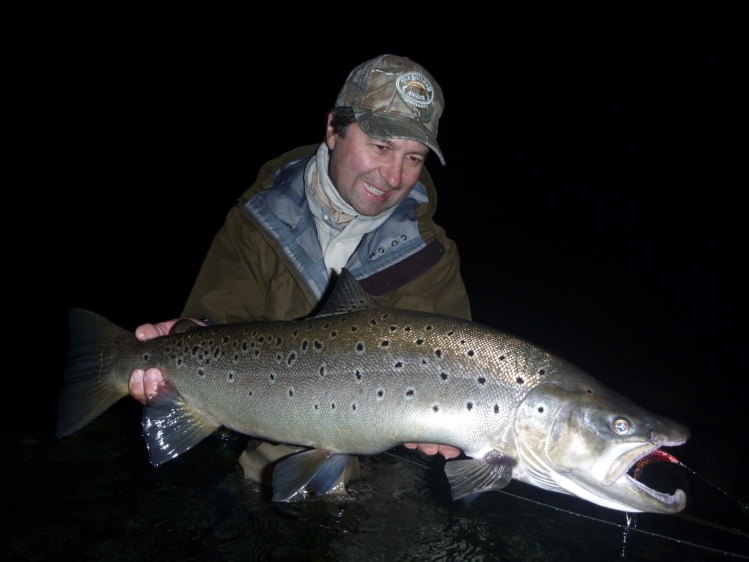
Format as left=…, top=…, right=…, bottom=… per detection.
left=612, top=418, right=631, bottom=435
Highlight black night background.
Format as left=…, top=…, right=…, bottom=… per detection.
left=6, top=16, right=747, bottom=561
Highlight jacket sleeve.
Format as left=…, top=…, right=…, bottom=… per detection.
left=181, top=145, right=321, bottom=324
left=180, top=204, right=274, bottom=324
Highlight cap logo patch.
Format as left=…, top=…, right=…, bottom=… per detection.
left=395, top=73, right=434, bottom=109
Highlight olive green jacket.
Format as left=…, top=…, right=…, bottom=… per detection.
left=181, top=144, right=471, bottom=324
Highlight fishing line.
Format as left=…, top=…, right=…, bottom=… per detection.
left=678, top=461, right=749, bottom=514
left=383, top=449, right=749, bottom=559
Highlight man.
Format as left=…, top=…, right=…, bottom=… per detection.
left=129, top=54, right=470, bottom=495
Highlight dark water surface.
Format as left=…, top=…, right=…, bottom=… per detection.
left=2, top=396, right=747, bottom=561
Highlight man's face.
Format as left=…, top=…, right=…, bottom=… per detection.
left=326, top=117, right=429, bottom=217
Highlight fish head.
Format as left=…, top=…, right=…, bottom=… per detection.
left=512, top=375, right=689, bottom=514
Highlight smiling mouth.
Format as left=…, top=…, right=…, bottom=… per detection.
left=363, top=181, right=388, bottom=198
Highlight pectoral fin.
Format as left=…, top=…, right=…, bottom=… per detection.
left=444, top=452, right=518, bottom=500
left=272, top=449, right=350, bottom=502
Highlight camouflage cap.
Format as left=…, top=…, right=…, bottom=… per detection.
left=335, top=54, right=446, bottom=165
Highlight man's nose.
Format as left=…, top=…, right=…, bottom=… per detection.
left=379, top=157, right=403, bottom=188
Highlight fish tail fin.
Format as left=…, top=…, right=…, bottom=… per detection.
left=56, top=308, right=132, bottom=436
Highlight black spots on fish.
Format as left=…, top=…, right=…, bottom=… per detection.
left=477, top=376, right=486, bottom=385
left=142, top=352, right=151, bottom=362
left=537, top=406, right=545, bottom=413
left=351, top=403, right=357, bottom=411
left=376, top=388, right=385, bottom=400
left=538, top=369, right=546, bottom=375
left=393, top=361, right=403, bottom=369
left=404, top=326, right=411, bottom=332
left=227, top=371, right=236, bottom=383
left=355, top=342, right=365, bottom=353
left=253, top=349, right=260, bottom=358
left=213, top=348, right=221, bottom=359
left=350, top=325, right=359, bottom=332
left=330, top=330, right=337, bottom=338
left=435, top=349, right=443, bottom=359
left=381, top=340, right=390, bottom=348
left=330, top=402, right=336, bottom=410
left=466, top=350, right=475, bottom=357
left=389, top=325, right=397, bottom=332
left=416, top=338, right=425, bottom=345
left=466, top=402, right=474, bottom=411
left=381, top=313, right=390, bottom=319
left=269, top=373, right=276, bottom=382
left=447, top=330, right=455, bottom=336
left=586, top=388, right=593, bottom=394
left=198, top=368, right=205, bottom=378
left=301, top=340, right=309, bottom=352
left=313, top=340, right=323, bottom=351
left=405, top=388, right=415, bottom=399
left=275, top=337, right=283, bottom=347
left=354, top=370, right=363, bottom=382
left=323, top=322, right=331, bottom=329
left=292, top=329, right=299, bottom=336
left=288, top=388, right=294, bottom=397
left=232, top=352, right=240, bottom=364
left=369, top=318, right=377, bottom=326
left=425, top=325, right=433, bottom=331
left=319, top=365, right=326, bottom=377
left=440, top=373, right=448, bottom=381
left=287, top=352, right=297, bottom=366
left=222, top=336, right=230, bottom=344
left=516, top=377, right=524, bottom=385
left=499, top=355, right=506, bottom=361
left=493, top=404, right=500, bottom=414
left=248, top=390, right=253, bottom=397
left=338, top=316, right=348, bottom=323
left=432, top=404, right=440, bottom=413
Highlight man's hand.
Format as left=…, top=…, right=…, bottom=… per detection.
left=403, top=443, right=462, bottom=459
left=129, top=318, right=203, bottom=404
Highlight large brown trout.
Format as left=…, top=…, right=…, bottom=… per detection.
left=57, top=269, right=688, bottom=513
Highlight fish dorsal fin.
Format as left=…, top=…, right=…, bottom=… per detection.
left=316, top=268, right=380, bottom=317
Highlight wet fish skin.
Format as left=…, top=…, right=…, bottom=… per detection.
left=57, top=269, right=689, bottom=513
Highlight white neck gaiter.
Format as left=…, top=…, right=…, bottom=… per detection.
left=305, top=143, right=396, bottom=275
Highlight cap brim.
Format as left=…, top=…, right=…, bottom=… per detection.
left=353, top=108, right=446, bottom=166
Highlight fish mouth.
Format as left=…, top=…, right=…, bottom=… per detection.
left=585, top=440, right=687, bottom=513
